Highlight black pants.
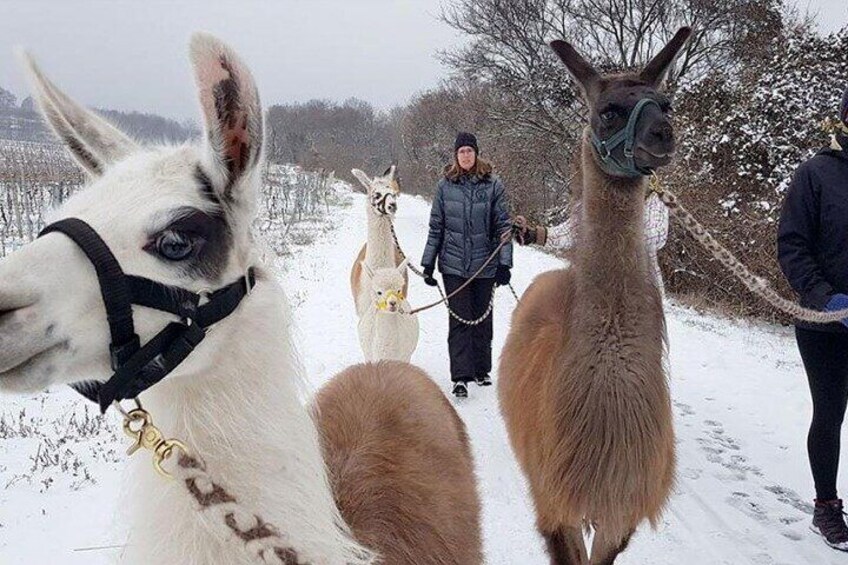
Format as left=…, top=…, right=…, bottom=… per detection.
left=443, top=274, right=496, bottom=383
left=796, top=327, right=848, bottom=501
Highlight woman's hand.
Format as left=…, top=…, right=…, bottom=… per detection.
left=512, top=215, right=544, bottom=246
left=826, top=294, right=848, bottom=328
left=495, top=265, right=511, bottom=286
left=511, top=216, right=529, bottom=245
left=422, top=264, right=438, bottom=287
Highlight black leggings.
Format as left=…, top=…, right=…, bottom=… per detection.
left=443, top=274, right=496, bottom=383
left=796, top=327, right=848, bottom=501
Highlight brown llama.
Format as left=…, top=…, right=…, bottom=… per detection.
left=499, top=28, right=692, bottom=564
left=317, top=361, right=483, bottom=564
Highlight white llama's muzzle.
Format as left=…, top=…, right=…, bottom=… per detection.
left=371, top=190, right=398, bottom=216
left=377, top=290, right=404, bottom=313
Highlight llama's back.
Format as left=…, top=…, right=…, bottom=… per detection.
left=499, top=268, right=675, bottom=539
left=315, top=362, right=482, bottom=565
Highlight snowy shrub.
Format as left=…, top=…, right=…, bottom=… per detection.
left=661, top=25, right=848, bottom=320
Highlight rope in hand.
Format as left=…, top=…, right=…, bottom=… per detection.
left=649, top=174, right=848, bottom=325
left=388, top=221, right=519, bottom=323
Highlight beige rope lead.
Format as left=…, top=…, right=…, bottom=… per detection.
left=650, top=175, right=848, bottom=325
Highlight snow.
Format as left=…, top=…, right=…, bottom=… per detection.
left=2, top=190, right=846, bottom=564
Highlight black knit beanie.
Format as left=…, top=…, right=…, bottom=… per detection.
left=842, top=85, right=848, bottom=125
left=454, top=132, right=479, bottom=154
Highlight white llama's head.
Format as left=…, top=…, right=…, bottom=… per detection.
left=0, top=33, right=264, bottom=394
left=361, top=259, right=408, bottom=314
left=351, top=166, right=400, bottom=217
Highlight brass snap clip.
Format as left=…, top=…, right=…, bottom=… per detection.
left=649, top=172, right=664, bottom=195
left=121, top=403, right=189, bottom=479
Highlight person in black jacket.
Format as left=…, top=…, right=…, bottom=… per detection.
left=777, top=86, right=848, bottom=553
left=421, top=132, right=513, bottom=398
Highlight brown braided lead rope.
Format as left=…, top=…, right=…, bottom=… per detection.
left=650, top=175, right=848, bottom=324
left=120, top=403, right=375, bottom=565
left=174, top=455, right=305, bottom=565
left=388, top=220, right=519, bottom=321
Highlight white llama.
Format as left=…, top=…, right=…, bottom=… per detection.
left=357, top=259, right=420, bottom=362
left=349, top=166, right=407, bottom=318
left=0, top=34, right=482, bottom=565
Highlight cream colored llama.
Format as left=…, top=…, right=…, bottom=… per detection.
left=357, top=259, right=419, bottom=362
left=499, top=29, right=692, bottom=565
left=349, top=166, right=407, bottom=317
left=0, top=34, right=482, bottom=565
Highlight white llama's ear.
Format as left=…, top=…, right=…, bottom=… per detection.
left=640, top=27, right=692, bottom=88
left=383, top=164, right=401, bottom=193
left=397, top=258, right=409, bottom=274
left=351, top=169, right=372, bottom=193
left=190, top=32, right=264, bottom=205
left=361, top=260, right=375, bottom=279
left=18, top=50, right=137, bottom=177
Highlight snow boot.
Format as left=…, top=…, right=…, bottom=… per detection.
left=811, top=499, right=848, bottom=552
left=452, top=381, right=468, bottom=398
left=475, top=373, right=492, bottom=386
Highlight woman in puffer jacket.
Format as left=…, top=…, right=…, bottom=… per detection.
left=421, top=132, right=513, bottom=398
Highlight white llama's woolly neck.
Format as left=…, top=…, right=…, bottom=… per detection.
left=120, top=271, right=374, bottom=565
left=364, top=203, right=395, bottom=269
left=358, top=306, right=419, bottom=363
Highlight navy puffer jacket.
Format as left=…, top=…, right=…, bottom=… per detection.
left=778, top=134, right=848, bottom=332
left=421, top=172, right=513, bottom=278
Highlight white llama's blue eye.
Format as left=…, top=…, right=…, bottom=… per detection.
left=156, top=231, right=195, bottom=261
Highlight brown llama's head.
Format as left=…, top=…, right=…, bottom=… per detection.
left=550, top=27, right=692, bottom=178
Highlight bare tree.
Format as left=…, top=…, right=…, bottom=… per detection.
left=265, top=98, right=395, bottom=185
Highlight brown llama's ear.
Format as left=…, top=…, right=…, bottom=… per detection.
left=19, top=50, right=137, bottom=177
left=640, top=27, right=693, bottom=88
left=190, top=32, right=263, bottom=204
left=549, top=40, right=601, bottom=100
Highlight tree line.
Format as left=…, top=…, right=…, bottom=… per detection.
left=1, top=1, right=846, bottom=319
left=266, top=0, right=848, bottom=320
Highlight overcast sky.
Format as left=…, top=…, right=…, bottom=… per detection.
left=0, top=0, right=845, bottom=121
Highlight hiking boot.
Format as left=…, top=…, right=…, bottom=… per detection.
left=475, top=373, right=492, bottom=386
left=811, top=499, right=848, bottom=552
left=451, top=381, right=468, bottom=398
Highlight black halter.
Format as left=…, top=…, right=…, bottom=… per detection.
left=38, top=218, right=256, bottom=413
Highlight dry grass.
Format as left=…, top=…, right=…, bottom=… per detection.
left=1, top=400, right=121, bottom=493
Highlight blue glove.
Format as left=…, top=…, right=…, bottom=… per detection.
left=825, top=294, right=848, bottom=328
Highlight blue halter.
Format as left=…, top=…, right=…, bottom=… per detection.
left=590, top=98, right=661, bottom=178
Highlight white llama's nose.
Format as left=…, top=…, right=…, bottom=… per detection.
left=0, top=271, right=38, bottom=314
left=0, top=304, right=60, bottom=373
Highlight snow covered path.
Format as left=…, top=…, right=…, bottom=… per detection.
left=1, top=190, right=845, bottom=564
